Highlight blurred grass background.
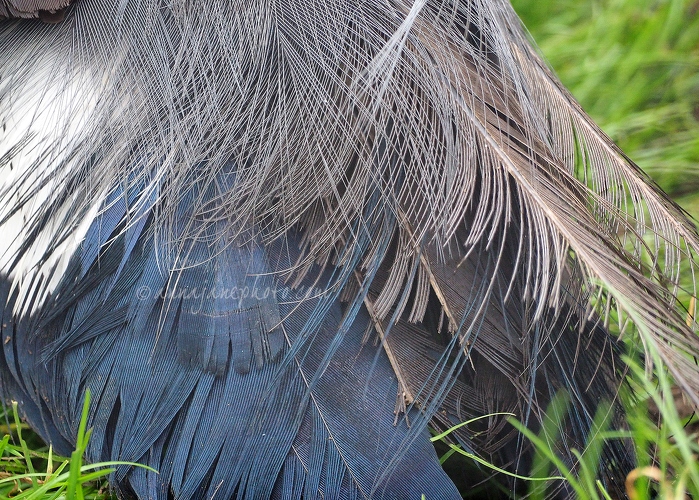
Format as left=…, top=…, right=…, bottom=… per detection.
left=511, top=0, right=699, bottom=219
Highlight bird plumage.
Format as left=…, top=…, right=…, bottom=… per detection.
left=0, top=0, right=71, bottom=21
left=1, top=0, right=697, bottom=497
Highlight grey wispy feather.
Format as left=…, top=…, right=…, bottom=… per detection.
left=1, top=0, right=698, bottom=498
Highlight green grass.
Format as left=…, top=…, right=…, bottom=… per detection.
left=0, top=391, right=152, bottom=500
left=512, top=0, right=699, bottom=216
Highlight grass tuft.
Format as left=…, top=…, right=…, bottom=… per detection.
left=0, top=390, right=155, bottom=500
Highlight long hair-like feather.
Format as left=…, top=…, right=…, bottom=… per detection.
left=1, top=0, right=697, bottom=497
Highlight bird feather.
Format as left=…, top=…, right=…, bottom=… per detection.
left=1, top=0, right=697, bottom=497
